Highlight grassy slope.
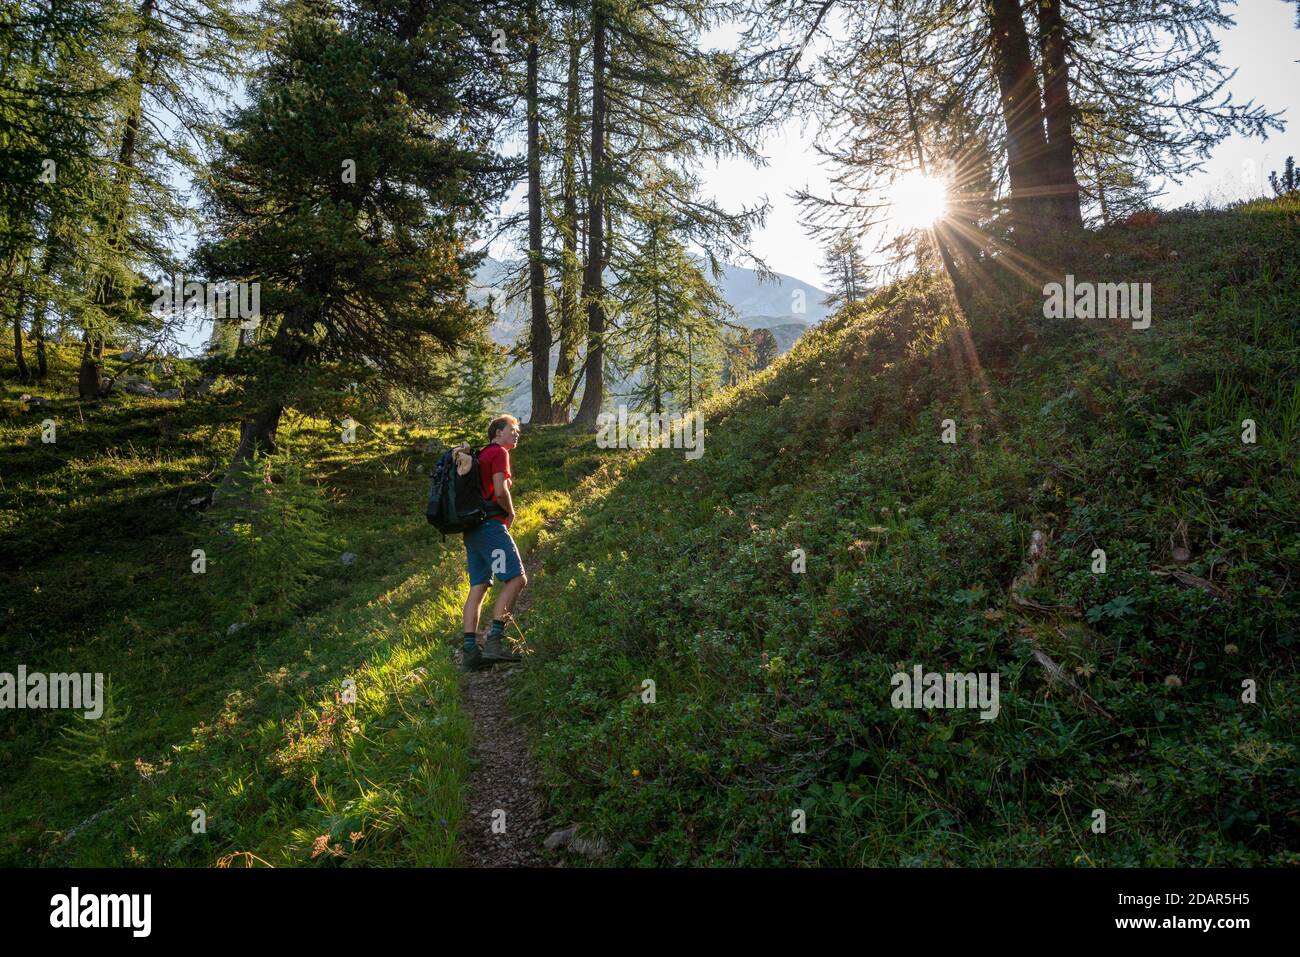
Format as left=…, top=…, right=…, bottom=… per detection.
left=515, top=198, right=1300, bottom=866
left=0, top=353, right=600, bottom=866
left=1, top=198, right=1296, bottom=869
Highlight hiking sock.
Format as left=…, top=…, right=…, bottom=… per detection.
left=483, top=617, right=521, bottom=663
left=463, top=631, right=477, bottom=653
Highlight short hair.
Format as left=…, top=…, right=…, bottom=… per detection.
left=487, top=414, right=520, bottom=442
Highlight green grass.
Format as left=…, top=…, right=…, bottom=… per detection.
left=0, top=349, right=601, bottom=866
left=513, top=197, right=1300, bottom=866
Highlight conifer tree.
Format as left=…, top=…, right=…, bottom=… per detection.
left=549, top=14, right=586, bottom=423
left=819, top=231, right=868, bottom=309
left=2, top=0, right=250, bottom=394
left=1269, top=156, right=1297, bottom=198
left=614, top=193, right=730, bottom=413
left=79, top=0, right=248, bottom=397
left=571, top=0, right=766, bottom=427
left=1, top=0, right=117, bottom=382
left=196, top=0, right=512, bottom=492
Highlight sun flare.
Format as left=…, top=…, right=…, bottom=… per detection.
left=890, top=170, right=949, bottom=230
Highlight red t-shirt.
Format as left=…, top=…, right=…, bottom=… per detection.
left=478, top=443, right=512, bottom=526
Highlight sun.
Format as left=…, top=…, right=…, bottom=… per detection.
left=890, top=170, right=949, bottom=230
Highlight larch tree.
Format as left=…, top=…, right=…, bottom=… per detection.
left=613, top=191, right=731, bottom=414
left=571, top=0, right=766, bottom=428
left=819, top=230, right=869, bottom=309
left=743, top=0, right=1280, bottom=248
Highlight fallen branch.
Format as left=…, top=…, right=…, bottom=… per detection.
left=1151, top=569, right=1229, bottom=600
left=1010, top=592, right=1082, bottom=617
left=1026, top=646, right=1116, bottom=722
left=1008, top=526, right=1111, bottom=720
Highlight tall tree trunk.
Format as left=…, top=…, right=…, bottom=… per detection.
left=1093, top=156, right=1110, bottom=225
left=0, top=253, right=19, bottom=380
left=552, top=24, right=582, bottom=425
left=573, top=1, right=606, bottom=429
left=686, top=328, right=693, bottom=407
left=651, top=317, right=661, bottom=415
left=34, top=314, right=47, bottom=378
left=13, top=289, right=30, bottom=382
left=1035, top=0, right=1083, bottom=228
left=651, top=235, right=662, bottom=415
left=525, top=0, right=554, bottom=426
left=78, top=332, right=100, bottom=397
left=32, top=244, right=56, bottom=379
left=80, top=0, right=156, bottom=399
left=986, top=0, right=1053, bottom=231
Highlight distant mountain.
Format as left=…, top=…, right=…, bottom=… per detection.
left=706, top=265, right=831, bottom=327
left=470, top=255, right=830, bottom=418
left=742, top=319, right=814, bottom=356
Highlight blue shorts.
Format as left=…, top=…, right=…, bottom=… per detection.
left=463, top=519, right=524, bottom=586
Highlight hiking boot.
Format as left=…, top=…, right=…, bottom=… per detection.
left=460, top=644, right=493, bottom=673
left=482, top=634, right=522, bottom=663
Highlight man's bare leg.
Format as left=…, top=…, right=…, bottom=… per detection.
left=483, top=573, right=527, bottom=661
left=463, top=583, right=491, bottom=636
left=490, top=573, right=527, bottom=622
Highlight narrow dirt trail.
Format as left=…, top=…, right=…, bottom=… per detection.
left=456, top=552, right=553, bottom=868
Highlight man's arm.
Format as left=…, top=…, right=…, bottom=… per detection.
left=493, top=472, right=514, bottom=519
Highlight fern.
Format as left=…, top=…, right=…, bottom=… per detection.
left=36, top=679, right=131, bottom=786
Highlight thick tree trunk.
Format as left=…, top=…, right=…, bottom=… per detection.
left=552, top=26, right=583, bottom=425
left=1035, top=0, right=1083, bottom=228
left=573, top=2, right=607, bottom=429
left=78, top=332, right=103, bottom=398
left=211, top=402, right=284, bottom=503
left=986, top=0, right=1054, bottom=231
left=525, top=1, right=554, bottom=426
left=213, top=314, right=309, bottom=501
left=233, top=403, right=284, bottom=463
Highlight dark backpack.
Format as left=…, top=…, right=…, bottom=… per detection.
left=426, top=445, right=506, bottom=535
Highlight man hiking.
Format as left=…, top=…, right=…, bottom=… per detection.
left=461, top=414, right=527, bottom=672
